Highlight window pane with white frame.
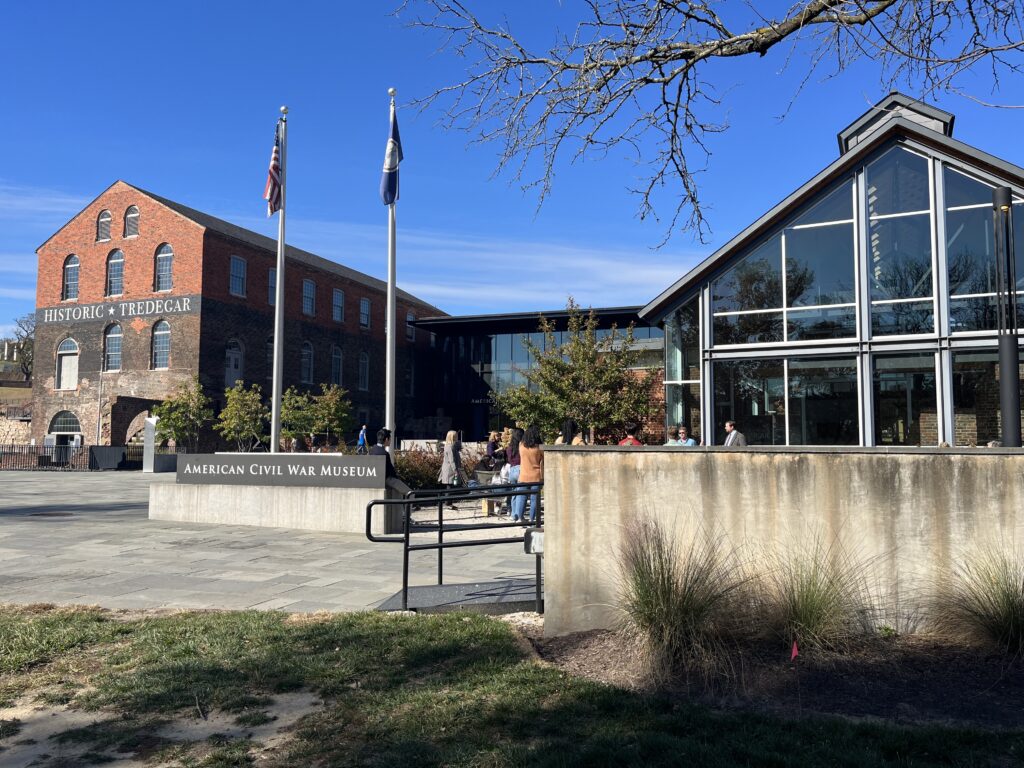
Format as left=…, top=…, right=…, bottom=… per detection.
left=268, top=268, right=276, bottom=305
left=333, top=289, right=345, bottom=322
left=406, top=312, right=416, bottom=340
left=155, top=245, right=174, bottom=291
left=301, top=342, right=314, bottom=383
left=56, top=338, right=79, bottom=390
left=359, top=298, right=371, bottom=328
left=358, top=352, right=369, bottom=390
left=106, top=250, right=124, bottom=296
left=124, top=206, right=140, bottom=237
left=331, top=346, right=343, bottom=385
left=62, top=256, right=79, bottom=300
left=97, top=210, right=112, bottom=241
left=303, top=280, right=316, bottom=316
left=103, top=325, right=122, bottom=371
left=152, top=321, right=170, bottom=368
left=229, top=256, right=247, bottom=297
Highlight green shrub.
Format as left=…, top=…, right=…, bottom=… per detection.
left=393, top=449, right=443, bottom=490
left=761, top=537, right=874, bottom=651
left=617, top=517, right=749, bottom=687
left=935, top=549, right=1024, bottom=654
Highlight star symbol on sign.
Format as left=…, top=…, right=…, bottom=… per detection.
left=108, top=307, right=115, bottom=316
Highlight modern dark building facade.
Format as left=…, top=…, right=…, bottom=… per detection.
left=32, top=181, right=442, bottom=447
left=642, top=93, right=1024, bottom=447
left=415, top=308, right=663, bottom=440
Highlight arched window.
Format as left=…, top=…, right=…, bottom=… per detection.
left=97, top=210, right=112, bottom=241
left=406, top=311, right=416, bottom=341
left=106, top=250, right=124, bottom=296
left=62, top=255, right=79, bottom=300
left=48, top=411, right=82, bottom=434
left=225, top=339, right=244, bottom=388
left=56, top=338, right=79, bottom=390
left=151, top=320, right=170, bottom=369
left=331, top=345, right=343, bottom=386
left=103, top=325, right=122, bottom=371
left=358, top=352, right=369, bottom=391
left=124, top=205, right=140, bottom=237
left=301, top=342, right=314, bottom=384
left=154, top=244, right=173, bottom=291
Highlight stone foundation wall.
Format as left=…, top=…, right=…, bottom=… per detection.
left=0, top=416, right=31, bottom=444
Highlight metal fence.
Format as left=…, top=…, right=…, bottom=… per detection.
left=0, top=444, right=90, bottom=471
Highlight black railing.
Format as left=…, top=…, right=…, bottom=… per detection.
left=0, top=444, right=89, bottom=471
left=366, top=482, right=543, bottom=613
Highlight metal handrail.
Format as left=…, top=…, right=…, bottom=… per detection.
left=365, top=482, right=543, bottom=612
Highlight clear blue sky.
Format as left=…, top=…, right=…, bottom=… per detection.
left=2, top=1, right=1023, bottom=337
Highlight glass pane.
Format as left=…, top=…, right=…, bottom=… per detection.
left=711, top=235, right=782, bottom=312
left=787, top=357, right=858, bottom=445
left=872, top=353, right=938, bottom=445
left=512, top=334, right=530, bottom=364
left=712, top=360, right=785, bottom=445
left=665, top=298, right=699, bottom=381
left=785, top=222, right=855, bottom=306
left=947, top=206, right=996, bottom=295
left=1014, top=203, right=1024, bottom=292
left=713, top=312, right=783, bottom=345
left=787, top=306, right=857, bottom=341
left=868, top=214, right=933, bottom=300
left=493, top=334, right=512, bottom=366
left=944, top=166, right=992, bottom=209
left=950, top=296, right=998, bottom=332
left=665, top=383, right=702, bottom=442
left=952, top=350, right=1024, bottom=446
left=871, top=301, right=934, bottom=336
left=866, top=146, right=930, bottom=217
left=790, top=179, right=853, bottom=227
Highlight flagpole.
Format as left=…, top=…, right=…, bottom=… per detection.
left=385, top=89, right=398, bottom=451
left=270, top=106, right=288, bottom=453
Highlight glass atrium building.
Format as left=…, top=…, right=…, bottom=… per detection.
left=641, top=93, right=1024, bottom=447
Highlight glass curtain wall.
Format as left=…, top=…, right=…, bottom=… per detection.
left=866, top=147, right=935, bottom=336
left=664, top=297, right=702, bottom=439
left=872, top=353, right=938, bottom=445
left=711, top=179, right=857, bottom=346
left=951, top=350, right=1024, bottom=445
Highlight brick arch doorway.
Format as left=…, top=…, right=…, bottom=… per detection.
left=110, top=397, right=162, bottom=446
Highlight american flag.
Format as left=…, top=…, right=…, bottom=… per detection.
left=263, top=123, right=282, bottom=217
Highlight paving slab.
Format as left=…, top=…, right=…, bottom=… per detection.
left=0, top=471, right=536, bottom=613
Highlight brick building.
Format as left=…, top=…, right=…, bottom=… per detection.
left=32, top=181, right=442, bottom=448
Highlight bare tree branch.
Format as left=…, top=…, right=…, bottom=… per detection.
left=403, top=0, right=1024, bottom=243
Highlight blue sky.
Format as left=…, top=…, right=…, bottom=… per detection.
left=2, top=1, right=1023, bottom=337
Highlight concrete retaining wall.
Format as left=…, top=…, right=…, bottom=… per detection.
left=149, top=483, right=403, bottom=536
left=543, top=446, right=1024, bottom=637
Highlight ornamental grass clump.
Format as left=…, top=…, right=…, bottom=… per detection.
left=935, top=549, right=1024, bottom=654
left=761, top=536, right=875, bottom=651
left=617, top=517, right=749, bottom=687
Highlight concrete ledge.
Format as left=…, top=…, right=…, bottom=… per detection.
left=543, top=449, right=1024, bottom=637
left=149, top=482, right=402, bottom=535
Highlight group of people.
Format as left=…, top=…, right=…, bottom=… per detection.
left=615, top=419, right=748, bottom=447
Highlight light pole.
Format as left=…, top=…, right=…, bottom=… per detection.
left=993, top=186, right=1021, bottom=447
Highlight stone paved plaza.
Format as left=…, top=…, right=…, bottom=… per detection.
left=0, top=471, right=535, bottom=612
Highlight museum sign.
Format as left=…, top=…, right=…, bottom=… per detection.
left=38, top=295, right=200, bottom=324
left=176, top=454, right=387, bottom=489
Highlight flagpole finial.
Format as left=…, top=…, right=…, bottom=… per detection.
left=280, top=105, right=289, bottom=116
left=388, top=88, right=396, bottom=98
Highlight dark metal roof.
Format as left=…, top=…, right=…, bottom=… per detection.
left=836, top=92, right=954, bottom=154
left=415, top=305, right=652, bottom=333
left=639, top=109, right=1024, bottom=324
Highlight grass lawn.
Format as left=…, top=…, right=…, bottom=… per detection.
left=0, top=605, right=1020, bottom=767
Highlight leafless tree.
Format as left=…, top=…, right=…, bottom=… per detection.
left=405, top=1, right=1024, bottom=242
left=12, top=314, right=34, bottom=382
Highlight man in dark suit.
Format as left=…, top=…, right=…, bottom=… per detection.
left=723, top=420, right=748, bottom=447
left=368, top=428, right=397, bottom=478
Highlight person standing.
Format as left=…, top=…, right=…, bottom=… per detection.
left=356, top=424, right=368, bottom=455
left=555, top=418, right=585, bottom=446
left=618, top=422, right=643, bottom=446
left=485, top=431, right=501, bottom=469
left=516, top=425, right=544, bottom=524
left=723, top=420, right=747, bottom=447
left=664, top=426, right=684, bottom=446
left=438, top=430, right=463, bottom=490
left=504, top=427, right=524, bottom=518
left=369, top=428, right=397, bottom=478
left=678, top=425, right=698, bottom=446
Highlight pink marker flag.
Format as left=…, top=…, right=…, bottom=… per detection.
left=790, top=640, right=799, bottom=661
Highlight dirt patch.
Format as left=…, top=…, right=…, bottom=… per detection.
left=529, top=626, right=1024, bottom=729
left=0, top=691, right=323, bottom=767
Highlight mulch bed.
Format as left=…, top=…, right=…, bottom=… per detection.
left=526, top=624, right=1024, bottom=729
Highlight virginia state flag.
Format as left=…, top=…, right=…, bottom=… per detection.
left=379, top=104, right=403, bottom=205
